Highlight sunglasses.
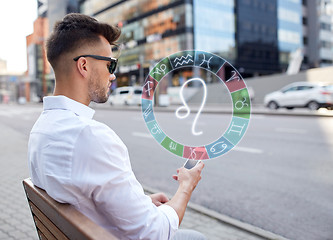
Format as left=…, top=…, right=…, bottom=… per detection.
left=73, top=55, right=118, bottom=74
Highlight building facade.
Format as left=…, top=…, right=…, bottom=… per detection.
left=80, top=0, right=194, bottom=87
left=48, top=0, right=78, bottom=35
left=49, top=0, right=333, bottom=86
left=235, top=0, right=280, bottom=77
left=0, top=58, right=27, bottom=103
left=26, top=17, right=50, bottom=101
left=25, top=0, right=79, bottom=101
left=303, top=0, right=333, bottom=68
left=278, top=0, right=303, bottom=71
left=78, top=0, right=323, bottom=85
left=193, top=0, right=236, bottom=61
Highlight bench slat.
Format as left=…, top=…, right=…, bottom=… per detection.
left=37, top=229, right=48, bottom=240
left=23, top=178, right=118, bottom=240
left=29, top=201, right=69, bottom=240
left=34, top=216, right=57, bottom=240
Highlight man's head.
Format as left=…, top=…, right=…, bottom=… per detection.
left=46, top=13, right=121, bottom=104
left=47, top=13, right=120, bottom=70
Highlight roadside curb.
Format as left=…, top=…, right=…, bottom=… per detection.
left=143, top=185, right=290, bottom=240
left=9, top=102, right=333, bottom=117
left=91, top=103, right=333, bottom=118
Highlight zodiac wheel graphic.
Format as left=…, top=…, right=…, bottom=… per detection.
left=141, top=50, right=251, bottom=160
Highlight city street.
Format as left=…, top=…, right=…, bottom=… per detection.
left=1, top=0, right=333, bottom=239
left=0, top=103, right=332, bottom=240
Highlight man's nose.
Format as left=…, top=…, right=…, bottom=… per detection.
left=109, top=74, right=116, bottom=82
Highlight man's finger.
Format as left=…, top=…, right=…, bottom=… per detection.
left=193, top=161, right=204, bottom=170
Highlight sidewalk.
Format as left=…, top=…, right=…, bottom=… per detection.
left=0, top=122, right=38, bottom=240
left=0, top=110, right=290, bottom=240
left=143, top=186, right=289, bottom=240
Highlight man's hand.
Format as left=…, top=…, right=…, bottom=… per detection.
left=150, top=192, right=169, bottom=206
left=166, top=161, right=204, bottom=224
left=172, top=161, right=204, bottom=193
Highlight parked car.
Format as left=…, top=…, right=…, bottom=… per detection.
left=108, top=86, right=142, bottom=106
left=264, top=82, right=333, bottom=110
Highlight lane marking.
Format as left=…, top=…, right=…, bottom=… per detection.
left=275, top=128, right=307, bottom=134
left=132, top=117, right=144, bottom=121
left=250, top=115, right=265, bottom=119
left=0, top=112, right=13, bottom=117
left=233, top=146, right=263, bottom=154
left=132, top=132, right=153, bottom=138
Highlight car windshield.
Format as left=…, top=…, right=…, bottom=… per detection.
left=297, top=86, right=313, bottom=90
left=282, top=86, right=298, bottom=93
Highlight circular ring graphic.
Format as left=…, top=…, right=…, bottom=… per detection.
left=141, top=50, right=251, bottom=160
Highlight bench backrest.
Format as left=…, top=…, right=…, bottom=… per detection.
left=22, top=178, right=118, bottom=240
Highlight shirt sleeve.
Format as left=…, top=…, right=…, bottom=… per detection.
left=72, top=123, right=179, bottom=240
left=158, top=205, right=179, bottom=232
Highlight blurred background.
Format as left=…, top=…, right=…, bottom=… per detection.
left=0, top=0, right=333, bottom=106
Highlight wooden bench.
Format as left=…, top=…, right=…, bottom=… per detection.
left=22, top=178, right=118, bottom=240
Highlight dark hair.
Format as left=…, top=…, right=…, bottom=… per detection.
left=46, top=13, right=121, bottom=69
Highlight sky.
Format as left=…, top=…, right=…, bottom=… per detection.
left=0, top=0, right=37, bottom=73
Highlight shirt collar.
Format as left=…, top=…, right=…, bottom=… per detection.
left=43, top=96, right=95, bottom=119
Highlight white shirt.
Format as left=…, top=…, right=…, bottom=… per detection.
left=28, top=96, right=179, bottom=240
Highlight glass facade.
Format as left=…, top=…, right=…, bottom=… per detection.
left=318, top=0, right=333, bottom=66
left=304, top=0, right=333, bottom=67
left=277, top=0, right=303, bottom=67
left=80, top=0, right=193, bottom=86
left=236, top=0, right=279, bottom=76
left=82, top=0, right=180, bottom=19
left=79, top=0, right=327, bottom=80
left=193, top=0, right=236, bottom=61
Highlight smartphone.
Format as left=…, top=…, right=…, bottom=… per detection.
left=183, top=159, right=201, bottom=169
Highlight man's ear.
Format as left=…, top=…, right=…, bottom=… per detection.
left=76, top=57, right=89, bottom=78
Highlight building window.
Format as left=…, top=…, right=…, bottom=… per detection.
left=303, top=36, right=308, bottom=45
left=302, top=17, right=307, bottom=25
left=321, top=41, right=332, bottom=49
left=320, top=22, right=331, bottom=31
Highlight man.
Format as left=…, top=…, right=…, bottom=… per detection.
left=28, top=13, right=205, bottom=240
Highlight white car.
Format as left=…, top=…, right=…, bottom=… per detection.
left=108, top=86, right=142, bottom=106
left=264, top=82, right=333, bottom=110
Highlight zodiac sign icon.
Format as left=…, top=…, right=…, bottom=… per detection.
left=143, top=104, right=152, bottom=119
left=199, top=54, right=213, bottom=69
left=235, top=97, right=249, bottom=110
left=151, top=123, right=162, bottom=135
left=226, top=70, right=240, bottom=82
left=175, top=78, right=207, bottom=136
left=143, top=80, right=153, bottom=97
left=228, top=122, right=245, bottom=136
left=174, top=54, right=194, bottom=67
left=152, top=64, right=167, bottom=75
left=210, top=141, right=228, bottom=155
left=169, top=142, right=177, bottom=151
left=187, top=148, right=197, bottom=160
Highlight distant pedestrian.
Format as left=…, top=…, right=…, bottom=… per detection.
left=3, top=94, right=9, bottom=104
left=28, top=13, right=205, bottom=240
